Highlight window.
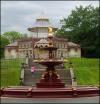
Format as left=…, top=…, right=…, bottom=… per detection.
left=61, top=43, right=63, bottom=48
left=30, top=50, right=32, bottom=54
left=57, top=43, right=59, bottom=48
left=40, top=45, right=43, bottom=47
left=30, top=43, right=32, bottom=47
left=60, top=44, right=62, bottom=48
left=64, top=44, right=65, bottom=48
left=22, top=44, right=24, bottom=48
left=19, top=44, right=21, bottom=48
left=24, top=44, right=26, bottom=48
left=26, top=44, right=29, bottom=48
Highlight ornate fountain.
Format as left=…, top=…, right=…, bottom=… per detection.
left=0, top=27, right=99, bottom=98
left=34, top=27, right=65, bottom=88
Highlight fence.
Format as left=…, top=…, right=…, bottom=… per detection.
left=1, top=58, right=25, bottom=69
left=1, top=58, right=25, bottom=87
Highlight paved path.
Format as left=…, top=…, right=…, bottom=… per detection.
left=1, top=96, right=99, bottom=103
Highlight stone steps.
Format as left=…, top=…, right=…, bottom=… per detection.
left=24, top=69, right=72, bottom=86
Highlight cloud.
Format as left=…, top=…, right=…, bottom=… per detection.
left=1, top=1, right=99, bottom=34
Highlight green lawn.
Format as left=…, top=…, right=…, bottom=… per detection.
left=1, top=58, right=25, bottom=87
left=64, top=58, right=99, bottom=85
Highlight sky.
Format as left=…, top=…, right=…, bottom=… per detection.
left=1, top=1, right=99, bottom=35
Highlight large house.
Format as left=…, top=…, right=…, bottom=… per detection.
left=4, top=14, right=81, bottom=59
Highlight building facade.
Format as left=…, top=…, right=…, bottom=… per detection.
left=5, top=37, right=81, bottom=59
left=4, top=14, right=81, bottom=59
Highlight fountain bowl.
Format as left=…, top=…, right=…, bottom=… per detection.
left=33, top=59, right=63, bottom=67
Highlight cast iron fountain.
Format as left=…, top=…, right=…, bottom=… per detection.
left=0, top=27, right=99, bottom=98
left=34, top=27, right=65, bottom=88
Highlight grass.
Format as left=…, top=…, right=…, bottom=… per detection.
left=0, top=58, right=25, bottom=87
left=64, top=58, right=99, bottom=85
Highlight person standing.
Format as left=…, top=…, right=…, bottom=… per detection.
left=31, top=66, right=36, bottom=73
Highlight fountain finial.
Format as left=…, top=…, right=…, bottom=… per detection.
left=48, top=27, right=53, bottom=37
left=48, top=27, right=53, bottom=33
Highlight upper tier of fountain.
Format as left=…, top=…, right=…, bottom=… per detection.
left=33, top=27, right=64, bottom=68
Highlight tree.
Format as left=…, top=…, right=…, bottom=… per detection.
left=56, top=5, right=99, bottom=58
left=2, top=31, right=23, bottom=43
left=0, top=35, right=10, bottom=58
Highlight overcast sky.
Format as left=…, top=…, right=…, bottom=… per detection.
left=1, top=1, right=99, bottom=34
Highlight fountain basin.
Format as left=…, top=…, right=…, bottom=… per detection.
left=33, top=60, right=63, bottom=67
left=1, top=86, right=99, bottom=98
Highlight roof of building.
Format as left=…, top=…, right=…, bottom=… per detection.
left=37, top=12, right=49, bottom=20
left=53, top=37, right=68, bottom=42
left=28, top=13, right=57, bottom=31
left=5, top=37, right=80, bottom=48
left=68, top=42, right=80, bottom=48
left=33, top=21, right=52, bottom=28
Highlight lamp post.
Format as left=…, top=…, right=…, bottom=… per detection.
left=26, top=53, right=29, bottom=65
left=69, top=62, right=77, bottom=86
left=60, top=52, right=64, bottom=68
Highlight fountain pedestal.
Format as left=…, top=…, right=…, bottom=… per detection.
left=33, top=60, right=65, bottom=88
left=36, top=70, right=65, bottom=88
left=36, top=82, right=65, bottom=88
